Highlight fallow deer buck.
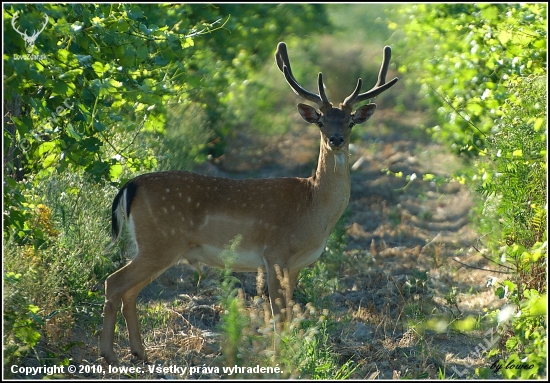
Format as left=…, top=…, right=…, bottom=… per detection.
left=100, top=42, right=398, bottom=363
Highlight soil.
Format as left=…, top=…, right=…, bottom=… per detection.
left=58, top=108, right=505, bottom=379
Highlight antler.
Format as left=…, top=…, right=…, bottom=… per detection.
left=341, top=46, right=399, bottom=111
left=32, top=13, right=49, bottom=39
left=11, top=13, right=25, bottom=37
left=275, top=42, right=332, bottom=111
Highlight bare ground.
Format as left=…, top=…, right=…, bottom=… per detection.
left=56, top=108, right=504, bottom=379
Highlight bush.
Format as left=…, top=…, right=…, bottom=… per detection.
left=395, top=4, right=547, bottom=378
left=3, top=173, right=120, bottom=370
left=477, top=75, right=547, bottom=379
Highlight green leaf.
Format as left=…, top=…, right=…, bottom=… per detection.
left=28, top=304, right=40, bottom=314
left=116, top=19, right=130, bottom=32
left=93, top=120, right=106, bottom=132
left=52, top=81, right=69, bottom=96
left=66, top=124, right=82, bottom=140
left=182, top=37, right=194, bottom=49
left=11, top=116, right=31, bottom=135
left=452, top=316, right=477, bottom=331
left=533, top=117, right=544, bottom=131
left=81, top=137, right=101, bottom=152
left=136, top=45, right=148, bottom=61
left=503, top=280, right=517, bottom=293
left=530, top=294, right=547, bottom=316
left=92, top=62, right=105, bottom=76
left=36, top=141, right=56, bottom=156
left=109, top=163, right=123, bottom=181
left=59, top=68, right=83, bottom=81
left=42, top=153, right=58, bottom=169
left=127, top=6, right=144, bottom=20
left=497, top=30, right=512, bottom=45
left=505, top=336, right=519, bottom=351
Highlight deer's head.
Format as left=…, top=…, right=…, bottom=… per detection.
left=275, top=42, right=398, bottom=153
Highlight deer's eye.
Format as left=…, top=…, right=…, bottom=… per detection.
left=349, top=122, right=356, bottom=129
left=317, top=121, right=324, bottom=128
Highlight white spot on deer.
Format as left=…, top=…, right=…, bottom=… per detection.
left=162, top=207, right=168, bottom=214
left=188, top=197, right=192, bottom=203
left=171, top=205, right=175, bottom=211
left=179, top=193, right=182, bottom=197
left=128, top=215, right=136, bottom=239
left=166, top=188, right=170, bottom=193
left=196, top=202, right=200, bottom=208
left=200, top=216, right=210, bottom=229
left=171, top=228, right=176, bottom=236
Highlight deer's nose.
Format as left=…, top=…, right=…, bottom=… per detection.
left=329, top=134, right=344, bottom=147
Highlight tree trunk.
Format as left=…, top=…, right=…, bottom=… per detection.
left=3, top=94, right=25, bottom=181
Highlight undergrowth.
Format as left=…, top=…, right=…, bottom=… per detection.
left=215, top=214, right=358, bottom=379
left=472, top=75, right=547, bottom=379
left=4, top=173, right=120, bottom=377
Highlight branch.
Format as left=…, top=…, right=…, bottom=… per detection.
left=428, top=84, right=487, bottom=138
left=471, top=245, right=513, bottom=270
left=452, top=257, right=513, bottom=274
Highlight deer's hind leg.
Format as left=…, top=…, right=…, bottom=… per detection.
left=100, top=245, right=187, bottom=363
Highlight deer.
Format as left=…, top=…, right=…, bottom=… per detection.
left=99, top=42, right=398, bottom=363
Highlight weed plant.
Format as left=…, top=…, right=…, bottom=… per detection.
left=213, top=215, right=357, bottom=379
left=4, top=172, right=120, bottom=375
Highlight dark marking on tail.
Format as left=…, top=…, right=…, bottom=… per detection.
left=111, top=180, right=139, bottom=241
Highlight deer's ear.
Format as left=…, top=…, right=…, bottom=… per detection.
left=297, top=103, right=320, bottom=124
left=352, top=104, right=377, bottom=124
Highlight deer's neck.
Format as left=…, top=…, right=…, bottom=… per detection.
left=311, top=136, right=351, bottom=218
